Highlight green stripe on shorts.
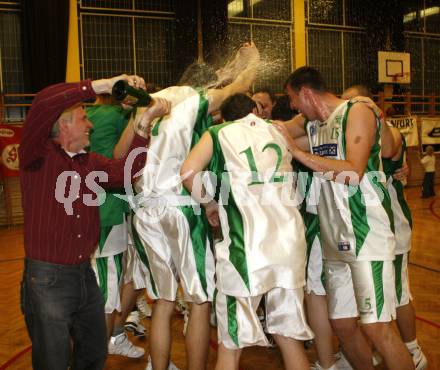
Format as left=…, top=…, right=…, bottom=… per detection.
left=98, top=225, right=113, bottom=254
left=227, top=295, right=239, bottom=347
left=96, top=257, right=108, bottom=303
left=131, top=217, right=158, bottom=296
left=371, top=261, right=384, bottom=319
left=179, top=188, right=210, bottom=297
left=114, top=252, right=124, bottom=284
left=393, top=254, right=404, bottom=304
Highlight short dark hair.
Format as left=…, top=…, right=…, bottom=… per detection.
left=284, top=66, right=327, bottom=93
left=253, top=88, right=276, bottom=103
left=271, top=95, right=297, bottom=121
left=220, top=93, right=256, bottom=122
left=346, top=84, right=373, bottom=99
left=178, top=62, right=217, bottom=88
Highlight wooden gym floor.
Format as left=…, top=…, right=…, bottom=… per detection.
left=0, top=186, right=439, bottom=370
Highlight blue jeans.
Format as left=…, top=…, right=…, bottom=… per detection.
left=21, top=258, right=107, bottom=370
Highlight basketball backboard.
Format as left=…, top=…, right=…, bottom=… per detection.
left=378, top=51, right=411, bottom=84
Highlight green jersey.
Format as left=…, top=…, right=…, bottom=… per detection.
left=305, top=100, right=395, bottom=262
left=209, top=113, right=307, bottom=297
left=383, top=134, right=412, bottom=254
left=87, top=105, right=131, bottom=227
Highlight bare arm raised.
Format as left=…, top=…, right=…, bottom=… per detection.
left=206, top=42, right=260, bottom=114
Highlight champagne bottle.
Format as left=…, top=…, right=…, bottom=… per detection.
left=112, top=80, right=152, bottom=107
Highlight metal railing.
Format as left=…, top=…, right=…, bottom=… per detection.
left=375, top=92, right=440, bottom=116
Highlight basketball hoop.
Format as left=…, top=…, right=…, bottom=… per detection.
left=391, top=73, right=403, bottom=83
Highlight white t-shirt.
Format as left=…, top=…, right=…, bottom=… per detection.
left=421, top=154, right=436, bottom=173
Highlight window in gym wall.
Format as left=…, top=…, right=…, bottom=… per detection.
left=424, top=38, right=440, bottom=96
left=81, top=15, right=134, bottom=80
left=80, top=0, right=132, bottom=10
left=307, top=28, right=342, bottom=94
left=135, top=18, right=174, bottom=88
left=306, top=0, right=370, bottom=94
left=79, top=1, right=176, bottom=87
left=135, top=0, right=175, bottom=12
left=308, top=0, right=343, bottom=26
left=0, top=9, right=24, bottom=94
left=343, top=31, right=369, bottom=88
left=80, top=0, right=175, bottom=12
left=424, top=0, right=440, bottom=34
left=405, top=36, right=424, bottom=95
left=403, top=0, right=425, bottom=32
left=227, top=0, right=293, bottom=93
left=403, top=0, right=440, bottom=110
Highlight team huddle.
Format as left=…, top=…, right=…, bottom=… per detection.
left=20, top=42, right=427, bottom=370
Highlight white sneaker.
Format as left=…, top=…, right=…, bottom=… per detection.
left=334, top=352, right=353, bottom=370
left=125, top=310, right=147, bottom=337
left=413, top=347, right=428, bottom=370
left=371, top=351, right=382, bottom=366
left=168, top=362, right=180, bottom=370
left=108, top=332, right=145, bottom=358
left=310, top=362, right=336, bottom=370
left=137, top=295, right=152, bottom=318
left=145, top=356, right=180, bottom=370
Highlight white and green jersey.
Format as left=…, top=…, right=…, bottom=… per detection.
left=132, top=86, right=214, bottom=300
left=383, top=135, right=412, bottom=254
left=209, top=113, right=307, bottom=297
left=134, top=86, right=212, bottom=201
left=305, top=100, right=395, bottom=262
left=295, top=163, right=323, bottom=285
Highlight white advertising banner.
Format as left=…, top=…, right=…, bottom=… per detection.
left=421, top=117, right=440, bottom=153
left=388, top=116, right=419, bottom=147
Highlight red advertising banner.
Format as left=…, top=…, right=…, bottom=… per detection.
left=0, top=125, right=22, bottom=177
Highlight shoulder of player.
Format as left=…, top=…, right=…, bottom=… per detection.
left=346, top=101, right=376, bottom=126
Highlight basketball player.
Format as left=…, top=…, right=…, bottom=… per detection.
left=180, top=93, right=313, bottom=370
left=273, top=66, right=414, bottom=370
left=130, top=42, right=260, bottom=370
left=251, top=88, right=276, bottom=119
left=342, top=85, right=427, bottom=370
left=87, top=93, right=170, bottom=357
left=294, top=158, right=352, bottom=370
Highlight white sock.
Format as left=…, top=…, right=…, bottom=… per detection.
left=317, top=363, right=337, bottom=370
left=405, top=339, right=420, bottom=355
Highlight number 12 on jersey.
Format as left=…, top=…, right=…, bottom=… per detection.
left=240, top=143, right=285, bottom=186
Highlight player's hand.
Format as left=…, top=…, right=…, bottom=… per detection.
left=237, top=42, right=260, bottom=65
left=393, top=161, right=409, bottom=181
left=147, top=98, right=171, bottom=120
left=92, top=74, right=146, bottom=94
left=135, top=98, right=170, bottom=137
left=272, top=121, right=300, bottom=155
left=204, top=200, right=220, bottom=228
